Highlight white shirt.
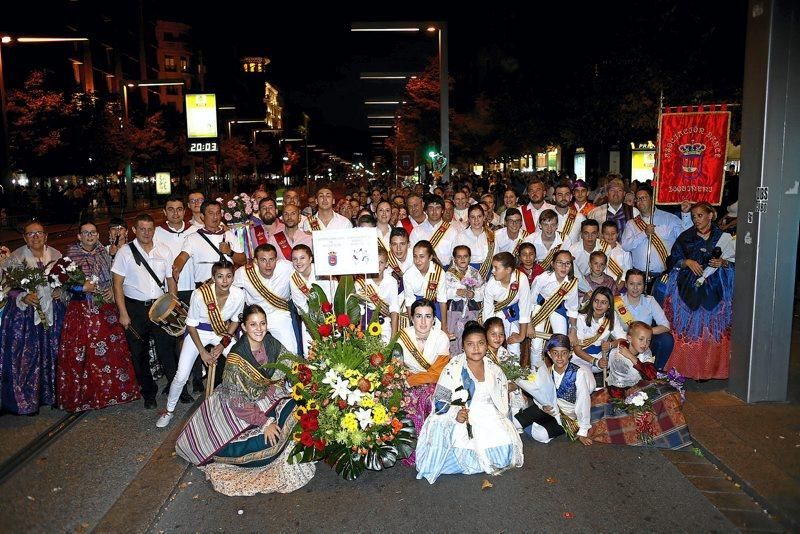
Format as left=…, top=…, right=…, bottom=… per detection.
left=154, top=222, right=197, bottom=292
left=300, top=211, right=352, bottom=232
left=495, top=228, right=530, bottom=255
left=452, top=207, right=469, bottom=228
left=233, top=260, right=293, bottom=317
left=555, top=209, right=585, bottom=245
left=524, top=231, right=572, bottom=262
left=520, top=201, right=555, bottom=233
left=397, top=326, right=451, bottom=373
left=608, top=347, right=656, bottom=388
left=181, top=229, right=243, bottom=285
left=454, top=228, right=494, bottom=266
left=111, top=240, right=175, bottom=301
left=403, top=265, right=447, bottom=306
left=357, top=271, right=400, bottom=314
left=445, top=266, right=485, bottom=302
left=185, top=285, right=245, bottom=328
left=575, top=314, right=626, bottom=351
left=290, top=268, right=336, bottom=313
left=620, top=209, right=684, bottom=272
left=409, top=220, right=459, bottom=266
left=482, top=270, right=531, bottom=325
left=552, top=364, right=595, bottom=437
left=599, top=241, right=632, bottom=282
left=619, top=294, right=670, bottom=330
left=529, top=271, right=579, bottom=321
left=568, top=240, right=601, bottom=278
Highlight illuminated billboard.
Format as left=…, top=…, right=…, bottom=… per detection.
left=185, top=94, right=218, bottom=139
left=631, top=150, right=656, bottom=182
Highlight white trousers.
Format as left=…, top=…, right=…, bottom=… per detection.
left=166, top=329, right=234, bottom=412
left=529, top=311, right=568, bottom=367
left=268, top=311, right=297, bottom=354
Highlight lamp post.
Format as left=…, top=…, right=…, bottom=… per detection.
left=0, top=35, right=88, bottom=189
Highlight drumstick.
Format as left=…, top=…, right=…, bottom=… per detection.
left=206, top=361, right=216, bottom=397
left=127, top=325, right=144, bottom=342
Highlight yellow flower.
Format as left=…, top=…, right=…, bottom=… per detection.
left=293, top=405, right=308, bottom=420
left=325, top=314, right=336, bottom=325
left=526, top=372, right=537, bottom=382
left=306, top=399, right=320, bottom=412
left=360, top=395, right=375, bottom=408
left=372, top=405, right=389, bottom=425
left=291, top=382, right=305, bottom=400
left=367, top=321, right=382, bottom=337
left=344, top=369, right=362, bottom=381
left=291, top=363, right=300, bottom=374
left=341, top=413, right=358, bottom=433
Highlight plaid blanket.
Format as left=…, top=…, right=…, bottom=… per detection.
left=589, top=381, right=692, bottom=449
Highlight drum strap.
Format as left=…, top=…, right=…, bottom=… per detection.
left=128, top=242, right=165, bottom=291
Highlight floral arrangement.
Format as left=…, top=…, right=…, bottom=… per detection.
left=657, top=367, right=686, bottom=402
left=216, top=193, right=254, bottom=225
left=49, top=257, right=104, bottom=306
left=3, top=264, right=50, bottom=327
left=494, top=356, right=531, bottom=382
left=285, top=275, right=415, bottom=480
left=459, top=274, right=481, bottom=317
left=611, top=390, right=656, bottom=444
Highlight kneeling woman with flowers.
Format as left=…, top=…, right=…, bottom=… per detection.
left=415, top=321, right=524, bottom=484
left=175, top=304, right=315, bottom=496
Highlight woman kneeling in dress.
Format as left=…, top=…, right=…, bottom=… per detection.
left=175, top=304, right=315, bottom=496
left=415, top=321, right=524, bottom=484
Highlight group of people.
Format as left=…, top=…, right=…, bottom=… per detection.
left=0, top=171, right=735, bottom=493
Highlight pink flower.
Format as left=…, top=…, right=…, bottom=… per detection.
left=233, top=211, right=241, bottom=218
left=224, top=212, right=233, bottom=221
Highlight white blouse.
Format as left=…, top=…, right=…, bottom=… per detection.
left=482, top=270, right=531, bottom=325
left=397, top=327, right=451, bottom=374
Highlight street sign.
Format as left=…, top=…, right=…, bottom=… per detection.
left=155, top=172, right=171, bottom=195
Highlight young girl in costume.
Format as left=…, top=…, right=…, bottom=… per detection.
left=445, top=245, right=484, bottom=354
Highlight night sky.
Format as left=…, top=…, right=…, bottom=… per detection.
left=4, top=1, right=747, bottom=160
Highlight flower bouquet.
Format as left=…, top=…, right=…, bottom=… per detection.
left=49, top=257, right=103, bottom=306
left=217, top=193, right=255, bottom=258
left=460, top=275, right=480, bottom=317
left=657, top=367, right=686, bottom=402
left=3, top=263, right=51, bottom=327
left=286, top=275, right=416, bottom=480
left=610, top=390, right=656, bottom=444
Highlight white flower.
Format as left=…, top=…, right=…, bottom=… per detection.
left=451, top=389, right=469, bottom=404
left=321, top=369, right=339, bottom=386
left=355, top=407, right=374, bottom=430
left=329, top=377, right=351, bottom=401
left=66, top=264, right=77, bottom=272
left=21, top=278, right=30, bottom=285
left=63, top=256, right=71, bottom=262
left=346, top=387, right=364, bottom=406
left=626, top=391, right=648, bottom=406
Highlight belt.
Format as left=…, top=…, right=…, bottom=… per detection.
left=125, top=296, right=156, bottom=306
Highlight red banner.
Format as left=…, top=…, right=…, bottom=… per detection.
left=656, top=110, right=730, bottom=205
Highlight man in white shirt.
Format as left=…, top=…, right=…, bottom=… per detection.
left=552, top=180, right=585, bottom=245
left=520, top=178, right=555, bottom=234
left=495, top=208, right=529, bottom=255
left=172, top=200, right=246, bottom=288
left=112, top=214, right=178, bottom=409
left=452, top=191, right=470, bottom=229
left=301, top=188, right=352, bottom=231
left=234, top=243, right=297, bottom=353
left=398, top=194, right=427, bottom=235
left=568, top=219, right=601, bottom=279
left=409, top=194, right=458, bottom=266
left=587, top=177, right=640, bottom=235
left=187, top=191, right=205, bottom=228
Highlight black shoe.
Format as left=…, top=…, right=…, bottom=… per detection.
left=179, top=391, right=194, bottom=404
left=192, top=380, right=204, bottom=394
left=144, top=398, right=157, bottom=409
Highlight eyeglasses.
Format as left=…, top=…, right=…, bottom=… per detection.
left=188, top=198, right=205, bottom=204
left=506, top=218, right=522, bottom=224
left=80, top=230, right=99, bottom=236
left=554, top=261, right=572, bottom=267
left=25, top=231, right=45, bottom=237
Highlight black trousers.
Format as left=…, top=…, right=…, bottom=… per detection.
left=124, top=297, right=178, bottom=401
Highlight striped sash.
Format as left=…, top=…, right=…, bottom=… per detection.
left=600, top=240, right=624, bottom=282
left=447, top=265, right=465, bottom=282
left=398, top=329, right=431, bottom=370
left=494, top=271, right=521, bottom=313
left=199, top=283, right=229, bottom=336
left=512, top=230, right=529, bottom=256
left=291, top=272, right=311, bottom=296
left=537, top=243, right=561, bottom=270
left=244, top=264, right=289, bottom=311
left=559, top=208, right=578, bottom=241
left=487, top=348, right=502, bottom=366
left=633, top=216, right=669, bottom=267
left=478, top=230, right=496, bottom=279
left=614, top=295, right=635, bottom=327
left=429, top=221, right=451, bottom=249
left=579, top=316, right=610, bottom=348
left=379, top=239, right=404, bottom=279
left=308, top=217, right=322, bottom=231
left=424, top=264, right=444, bottom=301
left=530, top=277, right=577, bottom=328
left=355, top=276, right=390, bottom=316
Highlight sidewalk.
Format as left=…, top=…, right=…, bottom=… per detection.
left=682, top=324, right=800, bottom=530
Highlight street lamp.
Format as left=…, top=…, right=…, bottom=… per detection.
left=0, top=35, right=88, bottom=187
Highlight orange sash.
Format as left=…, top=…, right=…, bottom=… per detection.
left=407, top=355, right=451, bottom=387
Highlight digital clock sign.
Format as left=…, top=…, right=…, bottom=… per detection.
left=188, top=140, right=219, bottom=153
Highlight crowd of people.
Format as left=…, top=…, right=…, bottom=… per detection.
left=0, top=170, right=736, bottom=494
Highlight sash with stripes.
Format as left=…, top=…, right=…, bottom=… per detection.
left=397, top=329, right=431, bottom=370
left=530, top=277, right=577, bottom=328
left=614, top=295, right=635, bottom=327
left=537, top=243, right=561, bottom=270
left=478, top=231, right=496, bottom=279
left=429, top=221, right=451, bottom=249
left=511, top=230, right=529, bottom=256
left=447, top=265, right=465, bottom=282
left=308, top=217, right=322, bottom=232
left=199, top=282, right=229, bottom=336
left=379, top=239, right=404, bottom=280
left=494, top=271, right=521, bottom=313
left=244, top=264, right=289, bottom=311
left=291, top=272, right=311, bottom=296
left=273, top=231, right=292, bottom=260
left=355, top=276, right=390, bottom=316
left=487, top=348, right=502, bottom=366
left=521, top=204, right=536, bottom=233
left=424, top=263, right=444, bottom=301
left=559, top=208, right=578, bottom=241
left=579, top=316, right=610, bottom=348
left=633, top=216, right=669, bottom=268
left=600, top=240, right=624, bottom=282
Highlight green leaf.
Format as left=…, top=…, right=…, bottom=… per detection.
left=346, top=295, right=361, bottom=326
left=334, top=275, right=355, bottom=316
left=308, top=283, right=329, bottom=314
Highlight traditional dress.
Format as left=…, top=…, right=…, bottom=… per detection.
left=234, top=261, right=296, bottom=353
left=494, top=228, right=530, bottom=256
left=589, top=347, right=692, bottom=449
left=57, top=243, right=139, bottom=412
left=599, top=240, right=631, bottom=286
left=663, top=226, right=735, bottom=379
left=175, top=334, right=315, bottom=496
left=409, top=220, right=458, bottom=267
left=444, top=265, right=484, bottom=354
left=0, top=246, right=66, bottom=414
left=300, top=211, right=352, bottom=232
left=523, top=231, right=571, bottom=270
left=289, top=267, right=336, bottom=357
left=454, top=228, right=495, bottom=280
left=555, top=207, right=585, bottom=246
left=394, top=326, right=451, bottom=465
left=402, top=263, right=447, bottom=324
left=354, top=272, right=399, bottom=345
left=552, top=362, right=596, bottom=440
left=528, top=272, right=579, bottom=366
left=415, top=353, right=524, bottom=484
left=486, top=346, right=529, bottom=426
left=481, top=270, right=531, bottom=358
left=165, top=283, right=245, bottom=413
left=572, top=313, right=626, bottom=372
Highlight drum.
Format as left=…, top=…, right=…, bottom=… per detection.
left=148, top=294, right=188, bottom=337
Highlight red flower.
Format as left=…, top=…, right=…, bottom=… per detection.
left=369, top=352, right=385, bottom=367
left=297, top=365, right=313, bottom=385
left=318, top=324, right=333, bottom=337
left=337, top=399, right=347, bottom=410
left=321, top=301, right=333, bottom=313
left=310, top=383, right=319, bottom=394
left=299, top=431, right=314, bottom=447
left=313, top=439, right=326, bottom=451
left=336, top=314, right=351, bottom=328
left=300, top=412, right=319, bottom=432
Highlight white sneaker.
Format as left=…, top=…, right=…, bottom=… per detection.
left=156, top=411, right=174, bottom=428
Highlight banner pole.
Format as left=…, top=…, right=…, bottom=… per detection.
left=645, top=91, right=664, bottom=289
